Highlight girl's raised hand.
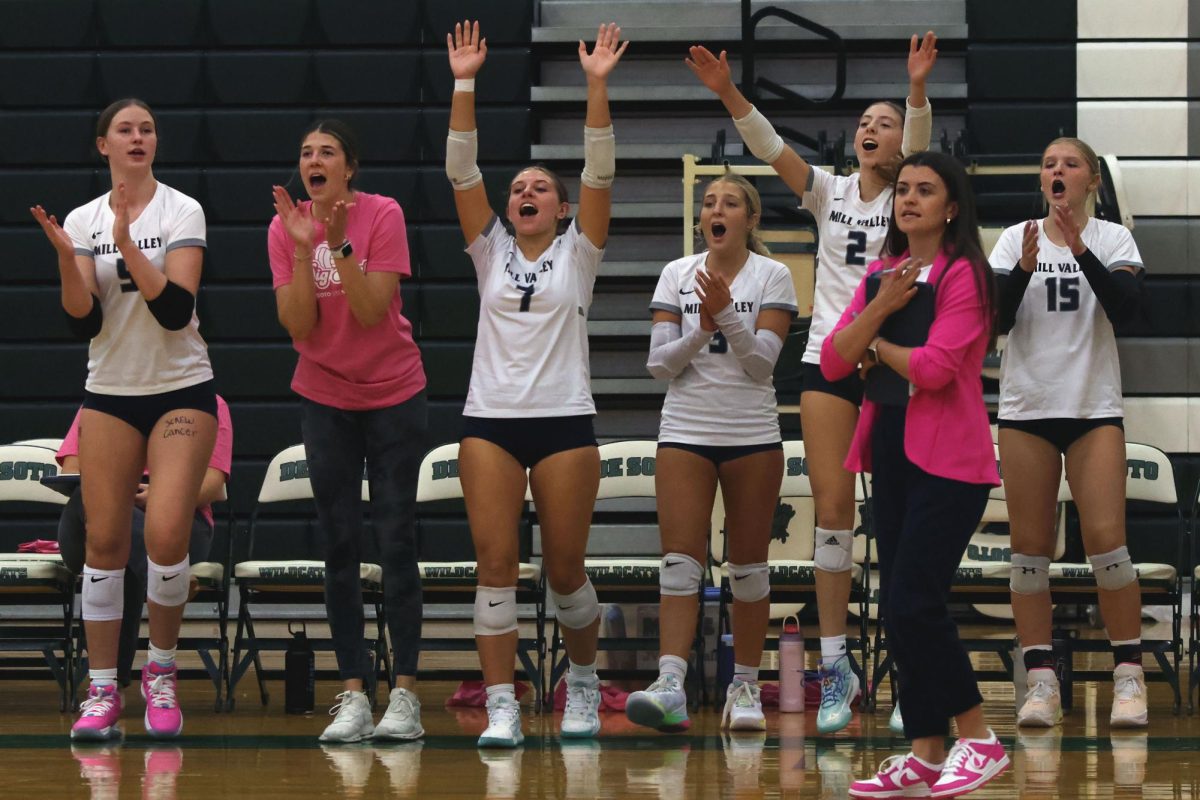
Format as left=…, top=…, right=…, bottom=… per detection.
left=272, top=186, right=316, bottom=249
left=907, top=31, right=938, bottom=83
left=447, top=19, right=487, bottom=78
left=30, top=205, right=77, bottom=258
left=684, top=45, right=734, bottom=95
left=579, top=22, right=628, bottom=81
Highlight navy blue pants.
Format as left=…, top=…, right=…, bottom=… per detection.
left=301, top=391, right=427, bottom=680
left=871, top=405, right=990, bottom=739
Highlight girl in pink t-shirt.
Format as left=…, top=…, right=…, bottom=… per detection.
left=269, top=119, right=427, bottom=743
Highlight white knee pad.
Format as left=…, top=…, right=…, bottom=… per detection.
left=1009, top=553, right=1051, bottom=595
left=147, top=556, right=190, bottom=607
left=82, top=566, right=125, bottom=621
left=814, top=528, right=853, bottom=573
left=659, top=553, right=704, bottom=597
left=549, top=578, right=600, bottom=630
left=474, top=586, right=519, bottom=636
left=1089, top=546, right=1137, bottom=591
left=727, top=562, right=770, bottom=603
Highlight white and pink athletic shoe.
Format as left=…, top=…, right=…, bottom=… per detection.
left=71, top=683, right=124, bottom=741
left=849, top=752, right=942, bottom=798
left=141, top=661, right=183, bottom=738
left=930, top=732, right=1009, bottom=797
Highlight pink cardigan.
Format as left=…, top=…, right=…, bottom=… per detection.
left=820, top=250, right=1000, bottom=487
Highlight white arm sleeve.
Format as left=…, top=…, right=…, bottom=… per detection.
left=901, top=97, right=933, bottom=157
left=713, top=305, right=784, bottom=381
left=732, top=106, right=786, bottom=164
left=445, top=129, right=483, bottom=190
left=580, top=125, right=615, bottom=190
left=646, top=321, right=714, bottom=380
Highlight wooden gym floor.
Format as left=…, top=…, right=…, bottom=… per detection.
left=4, top=620, right=1199, bottom=799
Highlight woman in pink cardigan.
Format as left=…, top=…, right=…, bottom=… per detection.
left=821, top=152, right=1006, bottom=799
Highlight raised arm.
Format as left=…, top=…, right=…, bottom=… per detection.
left=902, top=32, right=937, bottom=156
left=686, top=45, right=812, bottom=199
left=271, top=186, right=319, bottom=341
left=446, top=20, right=494, bottom=243
left=31, top=204, right=102, bottom=337
left=575, top=23, right=626, bottom=249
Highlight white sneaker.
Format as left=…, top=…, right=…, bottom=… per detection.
left=625, top=673, right=689, bottom=731
left=1017, top=669, right=1063, bottom=727
left=561, top=673, right=601, bottom=738
left=319, top=691, right=375, bottom=743
left=1110, top=664, right=1148, bottom=728
left=478, top=694, right=524, bottom=748
left=373, top=687, right=425, bottom=741
left=721, top=679, right=766, bottom=731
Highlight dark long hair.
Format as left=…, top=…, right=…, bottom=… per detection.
left=95, top=98, right=157, bottom=163
left=882, top=151, right=997, bottom=350
left=299, top=118, right=361, bottom=187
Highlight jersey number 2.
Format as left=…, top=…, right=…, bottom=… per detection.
left=115, top=258, right=138, bottom=293
left=845, top=230, right=868, bottom=266
left=1045, top=276, right=1080, bottom=312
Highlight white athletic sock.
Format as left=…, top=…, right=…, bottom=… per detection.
left=820, top=635, right=847, bottom=666
left=733, top=663, right=759, bottom=684
left=89, top=667, right=118, bottom=689
left=568, top=660, right=597, bottom=678
left=486, top=683, right=516, bottom=704
left=148, top=643, right=176, bottom=668
left=912, top=753, right=945, bottom=770
left=659, top=655, right=688, bottom=682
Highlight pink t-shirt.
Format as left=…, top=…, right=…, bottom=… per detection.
left=56, top=396, right=235, bottom=527
left=268, top=191, right=426, bottom=410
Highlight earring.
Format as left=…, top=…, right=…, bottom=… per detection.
left=945, top=217, right=952, bottom=224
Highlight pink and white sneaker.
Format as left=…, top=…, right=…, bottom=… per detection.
left=849, top=752, right=942, bottom=798
left=71, top=683, right=124, bottom=741
left=930, top=732, right=1009, bottom=798
left=141, top=661, right=183, bottom=738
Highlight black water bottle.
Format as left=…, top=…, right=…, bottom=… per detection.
left=285, top=622, right=315, bottom=714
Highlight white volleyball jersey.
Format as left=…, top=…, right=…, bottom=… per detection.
left=802, top=169, right=894, bottom=364
left=991, top=218, right=1144, bottom=420
left=62, top=183, right=212, bottom=395
left=650, top=252, right=798, bottom=445
left=463, top=217, right=603, bottom=417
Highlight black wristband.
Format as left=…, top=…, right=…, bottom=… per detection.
left=65, top=294, right=103, bottom=340
left=997, top=265, right=1033, bottom=334
left=145, top=280, right=195, bottom=331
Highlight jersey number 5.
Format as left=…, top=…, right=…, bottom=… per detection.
left=845, top=230, right=868, bottom=266
left=115, top=258, right=138, bottom=293
left=1045, top=276, right=1080, bottom=312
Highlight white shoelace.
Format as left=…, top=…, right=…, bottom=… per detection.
left=720, top=680, right=759, bottom=727
left=563, top=682, right=598, bottom=721
left=1114, top=673, right=1144, bottom=701
left=872, top=754, right=908, bottom=780
left=387, top=691, right=415, bottom=721
left=1026, top=679, right=1058, bottom=703
left=646, top=674, right=681, bottom=695
left=328, top=691, right=363, bottom=720
left=147, top=673, right=177, bottom=709
left=488, top=699, right=521, bottom=731
left=80, top=689, right=118, bottom=717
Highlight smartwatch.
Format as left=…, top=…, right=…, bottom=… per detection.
left=331, top=239, right=354, bottom=260
left=867, top=337, right=881, bottom=362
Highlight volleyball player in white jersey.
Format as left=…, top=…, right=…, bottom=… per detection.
left=627, top=172, right=796, bottom=733
left=686, top=34, right=937, bottom=733
left=445, top=20, right=625, bottom=747
left=991, top=137, right=1148, bottom=729
left=31, top=99, right=217, bottom=741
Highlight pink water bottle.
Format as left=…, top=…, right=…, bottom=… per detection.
left=779, top=615, right=805, bottom=712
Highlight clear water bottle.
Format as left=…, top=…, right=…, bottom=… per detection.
left=779, top=615, right=805, bottom=712
left=285, top=621, right=315, bottom=714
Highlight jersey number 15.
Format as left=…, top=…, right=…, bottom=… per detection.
left=1045, top=276, right=1080, bottom=312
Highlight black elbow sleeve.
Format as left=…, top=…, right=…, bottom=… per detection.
left=146, top=280, right=195, bottom=331
left=66, top=294, right=103, bottom=340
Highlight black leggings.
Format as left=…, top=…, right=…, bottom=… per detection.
left=301, top=391, right=427, bottom=680
left=871, top=405, right=990, bottom=739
